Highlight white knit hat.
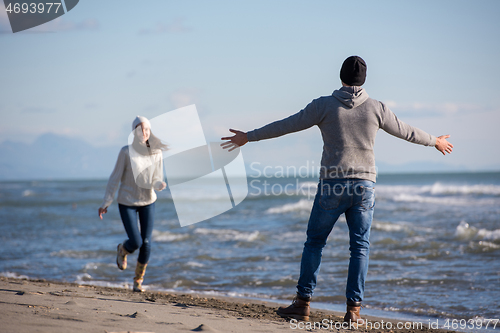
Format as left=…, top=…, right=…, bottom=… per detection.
left=132, top=115, right=151, bottom=131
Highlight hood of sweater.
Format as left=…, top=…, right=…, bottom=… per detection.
left=332, top=86, right=369, bottom=108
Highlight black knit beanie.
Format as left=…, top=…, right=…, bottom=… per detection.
left=340, top=56, right=367, bottom=86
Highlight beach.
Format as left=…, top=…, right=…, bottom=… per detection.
left=0, top=276, right=457, bottom=333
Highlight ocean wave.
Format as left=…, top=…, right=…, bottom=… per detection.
left=185, top=261, right=205, bottom=268
left=372, top=222, right=407, bottom=232
left=477, top=228, right=500, bottom=241
left=0, top=271, right=30, bottom=279
left=274, top=231, right=306, bottom=242
left=194, top=228, right=260, bottom=242
left=372, top=222, right=435, bottom=236
left=455, top=221, right=500, bottom=241
left=391, top=194, right=499, bottom=206
left=375, top=304, right=458, bottom=320
left=421, top=183, right=500, bottom=196
left=465, top=241, right=500, bottom=254
left=297, top=181, right=318, bottom=197
left=0, top=183, right=24, bottom=189
left=405, top=236, right=428, bottom=244
left=75, top=273, right=93, bottom=282
left=50, top=249, right=108, bottom=259
left=376, top=183, right=500, bottom=198
left=152, top=230, right=190, bottom=242
left=477, top=241, right=500, bottom=249
left=298, top=181, right=318, bottom=188
left=149, top=285, right=272, bottom=301
left=83, top=262, right=115, bottom=270
left=74, top=276, right=130, bottom=289
left=266, top=199, right=313, bottom=214
left=22, top=190, right=35, bottom=197
left=246, top=191, right=312, bottom=200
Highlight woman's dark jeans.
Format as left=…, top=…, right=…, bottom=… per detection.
left=118, top=202, right=155, bottom=265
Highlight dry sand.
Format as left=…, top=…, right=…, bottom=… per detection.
left=0, top=276, right=454, bottom=333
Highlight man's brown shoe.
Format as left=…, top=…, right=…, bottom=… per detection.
left=277, top=294, right=311, bottom=321
left=343, top=300, right=364, bottom=327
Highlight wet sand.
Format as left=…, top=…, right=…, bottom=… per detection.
left=0, top=276, right=455, bottom=333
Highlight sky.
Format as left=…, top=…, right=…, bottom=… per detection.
left=1, top=0, right=500, bottom=176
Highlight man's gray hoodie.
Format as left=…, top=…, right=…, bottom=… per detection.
left=247, top=86, right=436, bottom=182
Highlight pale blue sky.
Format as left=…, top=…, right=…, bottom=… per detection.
left=1, top=0, right=499, bottom=173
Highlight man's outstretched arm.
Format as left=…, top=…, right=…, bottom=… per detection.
left=221, top=129, right=248, bottom=152
left=379, top=102, right=453, bottom=155
left=221, top=100, right=323, bottom=151
left=435, top=134, right=454, bottom=155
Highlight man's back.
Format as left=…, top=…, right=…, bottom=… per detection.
left=248, top=86, right=436, bottom=182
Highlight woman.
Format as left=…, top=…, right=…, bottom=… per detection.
left=98, top=115, right=167, bottom=292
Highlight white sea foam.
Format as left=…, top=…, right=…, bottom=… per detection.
left=406, top=236, right=428, bottom=244
left=266, top=199, right=313, bottom=214
left=372, top=222, right=406, bottom=232
left=74, top=277, right=130, bottom=289
left=186, top=261, right=205, bottom=268
left=377, top=183, right=500, bottom=197
left=274, top=231, right=306, bottom=242
left=465, top=241, right=500, bottom=254
left=455, top=221, right=500, bottom=241
left=391, top=194, right=499, bottom=206
left=0, top=271, right=29, bottom=279
left=149, top=286, right=266, bottom=300
left=194, top=228, right=260, bottom=242
left=477, top=227, right=500, bottom=241
left=22, top=190, right=34, bottom=197
left=477, top=241, right=500, bottom=249
left=83, top=262, right=116, bottom=271
left=375, top=185, right=422, bottom=195
left=84, top=263, right=98, bottom=270
left=84, top=262, right=115, bottom=270
left=152, top=230, right=189, bottom=242
left=421, top=183, right=500, bottom=196
left=455, top=221, right=477, bottom=239
left=75, top=273, right=93, bottom=281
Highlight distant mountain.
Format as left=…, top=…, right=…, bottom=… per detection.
left=0, top=133, right=120, bottom=180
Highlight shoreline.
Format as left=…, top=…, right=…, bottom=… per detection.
left=0, top=276, right=456, bottom=333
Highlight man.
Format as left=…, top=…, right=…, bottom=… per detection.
left=221, top=56, right=453, bottom=324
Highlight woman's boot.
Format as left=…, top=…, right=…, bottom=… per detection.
left=116, top=243, right=130, bottom=270
left=133, top=262, right=148, bottom=292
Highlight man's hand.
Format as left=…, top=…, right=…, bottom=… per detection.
left=98, top=207, right=107, bottom=220
left=435, top=135, right=453, bottom=155
left=221, top=129, right=248, bottom=152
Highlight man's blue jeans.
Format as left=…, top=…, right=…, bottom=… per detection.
left=297, top=179, right=375, bottom=303
left=118, top=202, right=155, bottom=265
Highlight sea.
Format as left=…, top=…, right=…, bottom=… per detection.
left=1, top=172, right=499, bottom=329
